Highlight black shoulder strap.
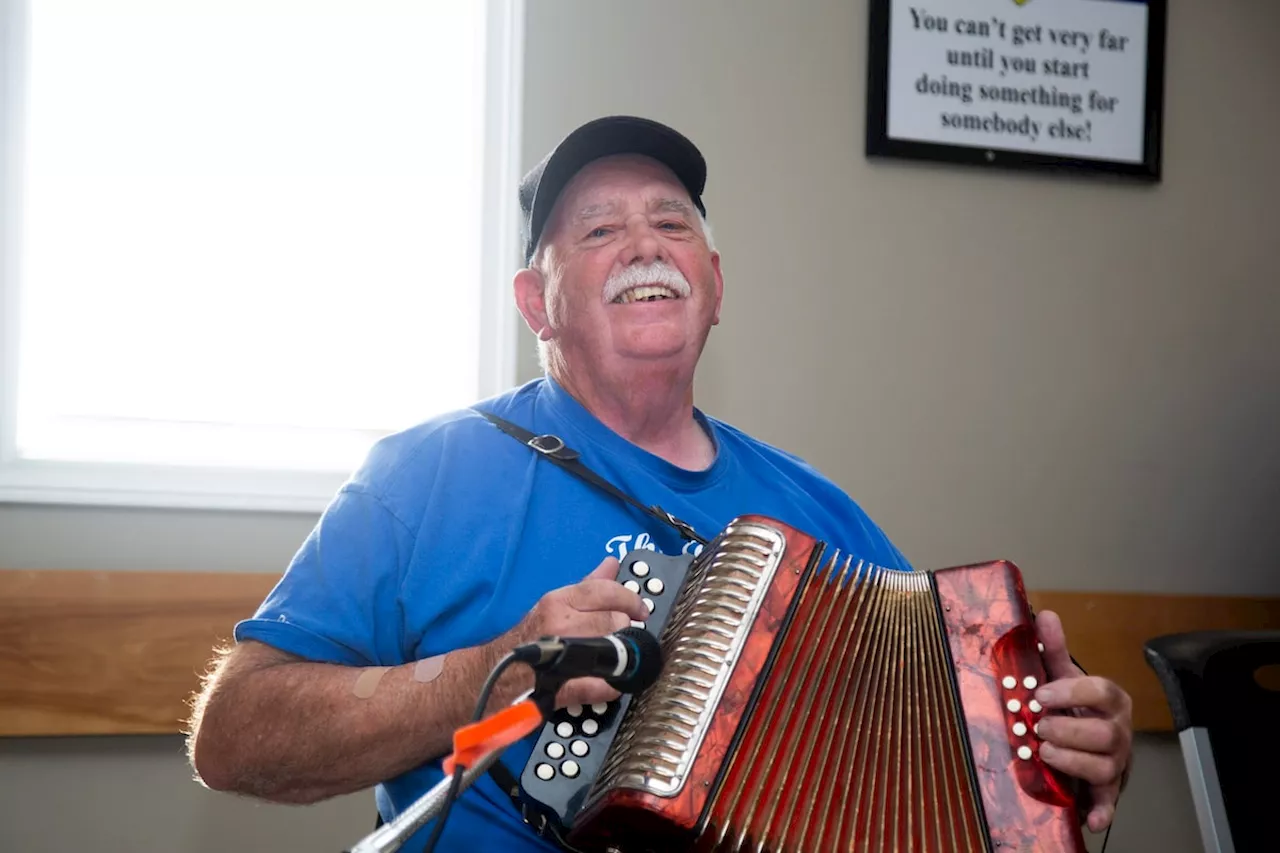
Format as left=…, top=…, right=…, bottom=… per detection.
left=472, top=408, right=708, bottom=546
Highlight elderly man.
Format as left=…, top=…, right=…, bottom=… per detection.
left=187, top=116, right=1132, bottom=852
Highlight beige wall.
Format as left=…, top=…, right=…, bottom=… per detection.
left=518, top=0, right=1280, bottom=598
left=2, top=1, right=1277, bottom=851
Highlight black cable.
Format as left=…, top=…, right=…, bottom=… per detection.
left=421, top=652, right=521, bottom=853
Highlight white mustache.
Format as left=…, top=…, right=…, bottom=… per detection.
left=602, top=262, right=692, bottom=304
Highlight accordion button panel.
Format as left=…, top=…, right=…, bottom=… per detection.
left=515, top=548, right=701, bottom=839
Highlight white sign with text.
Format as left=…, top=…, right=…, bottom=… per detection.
left=886, top=0, right=1149, bottom=163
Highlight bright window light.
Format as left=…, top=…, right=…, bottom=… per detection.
left=2, top=0, right=521, bottom=504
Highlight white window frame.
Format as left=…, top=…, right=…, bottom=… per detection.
left=0, top=0, right=524, bottom=513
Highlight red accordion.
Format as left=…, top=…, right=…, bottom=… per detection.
left=556, top=515, right=1087, bottom=853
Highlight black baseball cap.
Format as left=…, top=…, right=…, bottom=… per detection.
left=518, top=116, right=708, bottom=264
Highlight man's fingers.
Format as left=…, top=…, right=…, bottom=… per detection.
left=1086, top=801, right=1117, bottom=833
left=1036, top=715, right=1128, bottom=755
left=1038, top=742, right=1125, bottom=787
left=555, top=676, right=621, bottom=710
left=1035, top=675, right=1129, bottom=716
left=1035, top=610, right=1084, bottom=682
left=585, top=557, right=621, bottom=581
left=566, top=578, right=649, bottom=621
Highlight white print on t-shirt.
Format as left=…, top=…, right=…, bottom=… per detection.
left=604, top=531, right=704, bottom=561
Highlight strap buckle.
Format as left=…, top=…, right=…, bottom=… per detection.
left=526, top=433, right=579, bottom=461
left=652, top=506, right=708, bottom=546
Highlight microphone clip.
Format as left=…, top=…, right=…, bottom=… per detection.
left=513, top=637, right=579, bottom=718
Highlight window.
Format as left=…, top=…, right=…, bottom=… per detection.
left=0, top=0, right=524, bottom=511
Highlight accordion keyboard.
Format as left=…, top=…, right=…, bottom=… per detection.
left=517, top=547, right=699, bottom=835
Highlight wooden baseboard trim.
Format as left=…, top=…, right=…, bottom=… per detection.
left=1, top=568, right=1276, bottom=737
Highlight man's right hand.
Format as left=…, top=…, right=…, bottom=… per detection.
left=187, top=556, right=651, bottom=804
left=501, top=557, right=651, bottom=709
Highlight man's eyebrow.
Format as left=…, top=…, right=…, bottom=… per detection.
left=651, top=198, right=693, bottom=216
left=572, top=202, right=617, bottom=223
left=571, top=197, right=693, bottom=224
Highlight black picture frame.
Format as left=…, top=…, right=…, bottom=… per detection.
left=865, top=0, right=1167, bottom=181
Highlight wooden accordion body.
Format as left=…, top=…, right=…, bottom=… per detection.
left=565, top=515, right=1086, bottom=853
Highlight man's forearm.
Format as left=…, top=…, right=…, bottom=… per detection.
left=190, top=639, right=531, bottom=804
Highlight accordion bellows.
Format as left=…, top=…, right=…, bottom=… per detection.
left=525, top=516, right=1086, bottom=853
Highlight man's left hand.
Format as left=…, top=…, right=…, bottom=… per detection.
left=1032, top=609, right=1133, bottom=833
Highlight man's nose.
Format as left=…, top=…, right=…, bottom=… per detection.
left=621, top=216, right=665, bottom=266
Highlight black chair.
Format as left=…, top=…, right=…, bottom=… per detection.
left=1144, top=630, right=1280, bottom=853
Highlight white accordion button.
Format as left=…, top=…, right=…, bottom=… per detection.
left=631, top=620, right=646, bottom=629
left=555, top=721, right=573, bottom=739
left=1029, top=699, right=1043, bottom=714
left=582, top=718, right=600, bottom=736
left=631, top=561, right=650, bottom=577
left=561, top=760, right=580, bottom=778
left=535, top=763, right=555, bottom=780
left=643, top=598, right=655, bottom=613
left=590, top=702, right=609, bottom=715
left=645, top=578, right=665, bottom=595
left=1006, top=699, right=1021, bottom=713
left=1012, top=722, right=1028, bottom=737
left=1038, top=642, right=1046, bottom=653
left=566, top=704, right=584, bottom=718
left=570, top=740, right=589, bottom=757
left=623, top=580, right=641, bottom=594
left=1017, top=745, right=1033, bottom=761
left=1001, top=676, right=1017, bottom=690
left=545, top=742, right=565, bottom=759
left=1023, top=675, right=1038, bottom=690
left=1034, top=722, right=1041, bottom=737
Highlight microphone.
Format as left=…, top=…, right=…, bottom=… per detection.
left=513, top=626, right=663, bottom=694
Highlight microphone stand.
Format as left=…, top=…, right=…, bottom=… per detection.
left=344, top=747, right=506, bottom=853
left=343, top=677, right=566, bottom=853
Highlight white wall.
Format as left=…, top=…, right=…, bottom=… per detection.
left=3, top=1, right=1277, bottom=851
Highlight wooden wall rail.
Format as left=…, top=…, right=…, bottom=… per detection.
left=0, top=569, right=277, bottom=737
left=1, top=568, right=1277, bottom=737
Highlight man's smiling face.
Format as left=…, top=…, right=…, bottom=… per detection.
left=530, top=154, right=723, bottom=379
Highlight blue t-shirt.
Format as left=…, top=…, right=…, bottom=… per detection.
left=235, top=376, right=910, bottom=852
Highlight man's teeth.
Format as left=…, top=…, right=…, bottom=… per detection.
left=615, top=285, right=678, bottom=304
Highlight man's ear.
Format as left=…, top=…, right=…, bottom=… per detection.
left=710, top=251, right=724, bottom=326
left=513, top=267, right=554, bottom=341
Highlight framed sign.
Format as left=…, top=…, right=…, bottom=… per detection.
left=866, top=0, right=1167, bottom=180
